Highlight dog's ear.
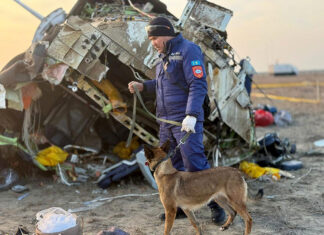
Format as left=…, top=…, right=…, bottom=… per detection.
left=160, top=140, right=170, bottom=153
left=143, top=144, right=154, bottom=160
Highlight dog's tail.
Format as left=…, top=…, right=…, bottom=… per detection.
left=248, top=188, right=264, bottom=200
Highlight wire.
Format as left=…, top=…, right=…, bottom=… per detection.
left=252, top=80, right=274, bottom=104
left=127, top=0, right=154, bottom=19
left=85, top=192, right=159, bottom=204
left=129, top=66, right=145, bottom=82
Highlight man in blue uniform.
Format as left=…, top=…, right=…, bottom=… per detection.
left=128, top=17, right=225, bottom=225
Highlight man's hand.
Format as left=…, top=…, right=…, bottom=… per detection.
left=128, top=81, right=144, bottom=94
left=181, top=115, right=197, bottom=133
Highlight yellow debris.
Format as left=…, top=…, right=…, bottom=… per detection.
left=35, top=146, right=69, bottom=167
left=92, top=79, right=127, bottom=114
left=113, top=136, right=140, bottom=160
left=239, top=161, right=281, bottom=180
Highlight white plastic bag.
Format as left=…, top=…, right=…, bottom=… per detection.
left=274, top=110, right=292, bottom=126
left=36, top=207, right=79, bottom=234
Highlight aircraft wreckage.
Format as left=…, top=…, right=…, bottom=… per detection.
left=0, top=0, right=256, bottom=184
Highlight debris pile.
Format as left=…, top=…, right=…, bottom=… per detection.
left=0, top=0, right=300, bottom=186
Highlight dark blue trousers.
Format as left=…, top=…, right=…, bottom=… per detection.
left=159, top=121, right=218, bottom=209
left=159, top=121, right=209, bottom=171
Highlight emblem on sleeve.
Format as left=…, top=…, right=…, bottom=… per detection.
left=191, top=60, right=201, bottom=66
left=192, top=66, right=204, bottom=78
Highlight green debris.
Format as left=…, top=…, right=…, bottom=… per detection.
left=0, top=135, right=47, bottom=171
left=102, top=103, right=113, bottom=114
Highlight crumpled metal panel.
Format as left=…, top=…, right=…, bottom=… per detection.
left=199, top=42, right=228, bottom=69
left=47, top=16, right=109, bottom=82
left=191, top=1, right=233, bottom=32
left=208, top=67, right=253, bottom=143
left=72, top=35, right=93, bottom=56
left=54, top=13, right=254, bottom=144
left=182, top=21, right=229, bottom=69
left=63, top=49, right=84, bottom=69
left=92, top=18, right=159, bottom=78
left=57, top=26, right=82, bottom=48
left=49, top=15, right=158, bottom=80
left=47, top=37, right=71, bottom=62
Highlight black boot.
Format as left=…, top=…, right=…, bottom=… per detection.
left=209, top=201, right=226, bottom=225
left=160, top=207, right=187, bottom=221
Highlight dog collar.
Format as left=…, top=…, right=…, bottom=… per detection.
left=152, top=155, right=170, bottom=172
left=151, top=132, right=192, bottom=171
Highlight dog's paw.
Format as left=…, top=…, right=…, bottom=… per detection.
left=219, top=226, right=228, bottom=231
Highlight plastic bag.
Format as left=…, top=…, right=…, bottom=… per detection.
left=35, top=207, right=82, bottom=235
left=274, top=110, right=292, bottom=126
left=254, top=109, right=274, bottom=127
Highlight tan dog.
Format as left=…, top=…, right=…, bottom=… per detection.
left=144, top=141, right=253, bottom=235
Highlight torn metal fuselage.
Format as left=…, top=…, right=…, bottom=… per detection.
left=0, top=0, right=256, bottom=169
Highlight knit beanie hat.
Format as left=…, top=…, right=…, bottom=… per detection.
left=145, top=17, right=176, bottom=37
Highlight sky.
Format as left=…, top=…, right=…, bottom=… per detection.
left=0, top=0, right=323, bottom=73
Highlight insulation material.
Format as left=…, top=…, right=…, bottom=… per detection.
left=92, top=79, right=127, bottom=114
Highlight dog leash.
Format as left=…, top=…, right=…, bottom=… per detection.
left=133, top=85, right=183, bottom=126
left=126, top=84, right=182, bottom=147
left=152, top=131, right=191, bottom=171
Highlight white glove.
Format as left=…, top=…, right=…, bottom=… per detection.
left=181, top=115, right=197, bottom=133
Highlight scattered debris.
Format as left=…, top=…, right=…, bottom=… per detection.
left=314, top=139, right=324, bottom=147
left=0, top=168, right=19, bottom=191
left=97, top=227, right=129, bottom=235
left=35, top=207, right=82, bottom=235
left=11, top=184, right=29, bottom=193
left=291, top=168, right=312, bottom=186
left=0, top=0, right=302, bottom=191
left=17, top=192, right=30, bottom=201
left=68, top=192, right=159, bottom=213
left=15, top=225, right=30, bottom=235
left=254, top=109, right=274, bottom=127
left=256, top=133, right=297, bottom=167
left=67, top=201, right=105, bottom=213
left=279, top=160, right=303, bottom=171
left=239, top=161, right=294, bottom=181
left=274, top=110, right=293, bottom=126
left=35, top=146, right=69, bottom=167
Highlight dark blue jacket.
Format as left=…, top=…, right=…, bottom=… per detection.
left=144, top=34, right=207, bottom=123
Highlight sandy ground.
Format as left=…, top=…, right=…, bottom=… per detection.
left=1, top=72, right=324, bottom=235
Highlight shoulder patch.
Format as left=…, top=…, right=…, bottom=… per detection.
left=191, top=60, right=201, bottom=66
left=192, top=66, right=204, bottom=79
